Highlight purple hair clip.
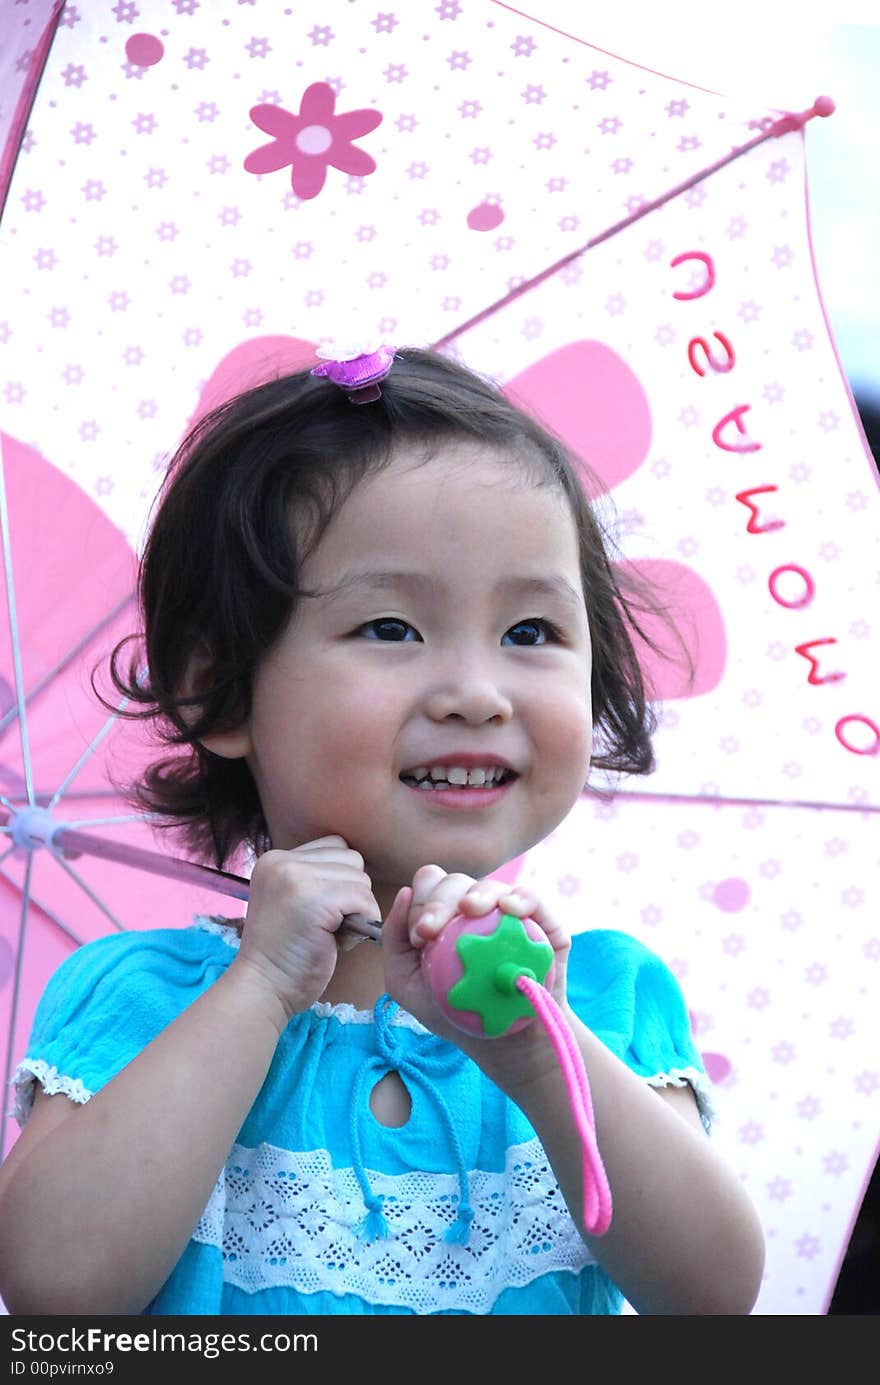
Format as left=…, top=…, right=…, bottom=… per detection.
left=310, top=343, right=396, bottom=404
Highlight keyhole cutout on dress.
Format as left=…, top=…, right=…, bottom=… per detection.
left=369, top=1070, right=412, bottom=1128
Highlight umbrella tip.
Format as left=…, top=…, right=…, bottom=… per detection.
left=770, top=96, right=836, bottom=137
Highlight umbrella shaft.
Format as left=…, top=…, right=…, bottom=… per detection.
left=54, top=826, right=250, bottom=899
left=52, top=826, right=382, bottom=940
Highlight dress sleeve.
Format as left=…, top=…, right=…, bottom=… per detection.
left=566, top=929, right=714, bottom=1130
left=10, top=923, right=236, bottom=1127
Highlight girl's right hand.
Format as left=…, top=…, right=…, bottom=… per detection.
left=231, top=835, right=381, bottom=1024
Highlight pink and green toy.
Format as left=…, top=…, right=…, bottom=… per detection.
left=422, top=909, right=613, bottom=1236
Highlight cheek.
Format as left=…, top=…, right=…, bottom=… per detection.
left=313, top=673, right=401, bottom=767
left=539, top=707, right=592, bottom=805
left=537, top=682, right=592, bottom=758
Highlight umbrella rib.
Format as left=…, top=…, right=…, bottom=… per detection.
left=0, top=0, right=65, bottom=222
left=595, top=787, right=880, bottom=814
left=430, top=105, right=829, bottom=353
left=46, top=790, right=125, bottom=805
left=0, top=862, right=85, bottom=948
left=58, top=813, right=157, bottom=830
left=0, top=592, right=137, bottom=738
left=1, top=853, right=33, bottom=1159
left=0, top=790, right=123, bottom=816
left=0, top=442, right=36, bottom=806
left=53, top=790, right=127, bottom=801
left=35, top=791, right=129, bottom=805
left=47, top=697, right=130, bottom=810
left=49, top=853, right=126, bottom=933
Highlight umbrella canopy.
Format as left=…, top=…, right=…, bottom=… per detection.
left=1, top=0, right=877, bottom=1316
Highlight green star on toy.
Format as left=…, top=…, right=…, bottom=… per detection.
left=448, top=913, right=554, bottom=1038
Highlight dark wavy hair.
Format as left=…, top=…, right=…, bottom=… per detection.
left=105, top=347, right=682, bottom=869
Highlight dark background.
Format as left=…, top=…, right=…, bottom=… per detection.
left=829, top=1154, right=879, bottom=1312
left=827, top=392, right=879, bottom=1316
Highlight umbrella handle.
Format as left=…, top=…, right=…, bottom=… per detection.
left=421, top=909, right=612, bottom=1236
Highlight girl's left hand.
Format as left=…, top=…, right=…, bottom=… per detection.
left=382, top=865, right=571, bottom=1060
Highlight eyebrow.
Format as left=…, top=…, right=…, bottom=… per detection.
left=319, top=568, right=585, bottom=612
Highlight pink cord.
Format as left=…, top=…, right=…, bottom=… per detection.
left=517, top=976, right=613, bottom=1236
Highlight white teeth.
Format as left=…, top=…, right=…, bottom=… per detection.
left=405, top=763, right=510, bottom=788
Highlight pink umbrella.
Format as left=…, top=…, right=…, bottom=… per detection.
left=1, top=0, right=877, bottom=1315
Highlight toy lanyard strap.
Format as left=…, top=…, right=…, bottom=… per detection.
left=516, top=975, right=613, bottom=1238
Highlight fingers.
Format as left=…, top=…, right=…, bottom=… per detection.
left=462, top=883, right=537, bottom=919
left=249, top=849, right=380, bottom=935
left=291, top=836, right=364, bottom=866
left=409, top=866, right=476, bottom=943
left=510, top=893, right=569, bottom=954
left=407, top=871, right=538, bottom=944
left=381, top=885, right=415, bottom=960
left=409, top=863, right=447, bottom=910
left=406, top=872, right=567, bottom=958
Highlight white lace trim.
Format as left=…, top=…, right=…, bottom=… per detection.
left=648, top=1065, right=715, bottom=1131
left=192, top=914, right=242, bottom=947
left=193, top=1136, right=596, bottom=1312
left=309, top=1002, right=427, bottom=1031
left=10, top=1058, right=92, bottom=1126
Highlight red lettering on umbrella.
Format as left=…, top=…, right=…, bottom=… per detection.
left=688, top=331, right=735, bottom=377
left=735, top=486, right=785, bottom=533
left=673, top=249, right=873, bottom=755
left=768, top=564, right=815, bottom=610
left=834, top=716, right=880, bottom=755
left=670, top=251, right=715, bottom=300
left=794, top=639, right=846, bottom=686
left=712, top=404, right=762, bottom=454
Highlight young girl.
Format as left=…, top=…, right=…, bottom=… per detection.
left=0, top=347, right=764, bottom=1316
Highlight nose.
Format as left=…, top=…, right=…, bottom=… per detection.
left=424, top=669, right=514, bottom=725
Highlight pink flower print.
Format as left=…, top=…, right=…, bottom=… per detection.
left=244, top=82, right=382, bottom=200
left=503, top=343, right=727, bottom=703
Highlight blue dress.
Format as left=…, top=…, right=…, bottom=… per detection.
left=12, top=918, right=712, bottom=1316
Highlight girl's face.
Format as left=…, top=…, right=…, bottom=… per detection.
left=218, top=440, right=593, bottom=911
